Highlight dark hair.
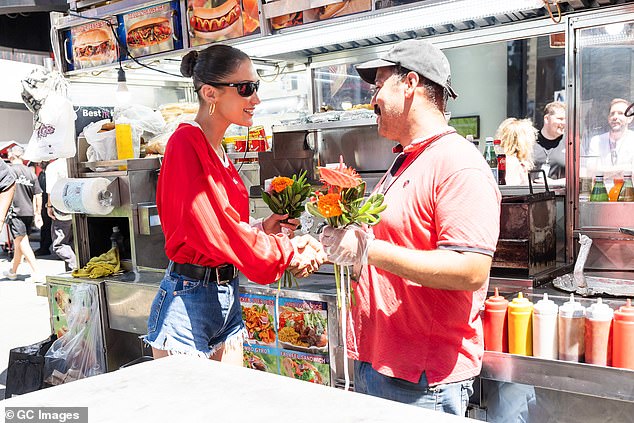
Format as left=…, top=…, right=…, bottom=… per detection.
left=394, top=65, right=446, bottom=111
left=181, top=45, right=250, bottom=93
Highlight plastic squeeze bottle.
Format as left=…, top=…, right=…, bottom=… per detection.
left=532, top=293, right=558, bottom=359
left=483, top=287, right=509, bottom=352
left=613, top=299, right=634, bottom=370
left=508, top=292, right=533, bottom=356
left=558, top=293, right=586, bottom=362
left=584, top=298, right=613, bottom=366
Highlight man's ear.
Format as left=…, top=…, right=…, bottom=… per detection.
left=404, top=71, right=419, bottom=97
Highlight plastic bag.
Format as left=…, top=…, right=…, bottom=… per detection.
left=5, top=334, right=57, bottom=398
left=114, top=105, right=166, bottom=158
left=23, top=94, right=77, bottom=162
left=83, top=119, right=117, bottom=161
left=44, top=284, right=105, bottom=385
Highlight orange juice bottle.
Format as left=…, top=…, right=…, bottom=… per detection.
left=609, top=178, right=624, bottom=201
left=508, top=292, right=533, bottom=356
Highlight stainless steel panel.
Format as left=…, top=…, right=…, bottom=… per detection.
left=137, top=203, right=161, bottom=235
left=481, top=351, right=634, bottom=403
left=105, top=281, right=158, bottom=335
left=318, top=125, right=396, bottom=172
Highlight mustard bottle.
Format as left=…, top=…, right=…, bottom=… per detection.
left=508, top=292, right=533, bottom=356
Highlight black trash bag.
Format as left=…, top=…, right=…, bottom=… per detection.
left=5, top=334, right=57, bottom=398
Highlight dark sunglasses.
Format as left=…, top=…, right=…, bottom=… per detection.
left=206, top=81, right=260, bottom=97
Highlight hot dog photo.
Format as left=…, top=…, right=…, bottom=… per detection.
left=123, top=3, right=176, bottom=58
left=188, top=0, right=245, bottom=46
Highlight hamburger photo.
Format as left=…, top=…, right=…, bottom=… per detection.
left=190, top=0, right=243, bottom=41
left=126, top=17, right=173, bottom=49
left=73, top=28, right=117, bottom=68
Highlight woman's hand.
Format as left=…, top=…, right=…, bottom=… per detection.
left=262, top=213, right=300, bottom=236
left=288, top=235, right=327, bottom=278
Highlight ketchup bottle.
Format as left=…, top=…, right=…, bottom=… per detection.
left=613, top=299, right=634, bottom=370
left=508, top=292, right=533, bottom=356
left=483, top=287, right=508, bottom=352
left=585, top=298, right=613, bottom=366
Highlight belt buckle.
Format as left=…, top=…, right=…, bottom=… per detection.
left=215, top=265, right=234, bottom=285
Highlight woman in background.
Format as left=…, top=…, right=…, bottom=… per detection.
left=495, top=118, right=537, bottom=185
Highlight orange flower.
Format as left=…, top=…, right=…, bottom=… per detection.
left=317, top=193, right=343, bottom=217
left=270, top=176, right=294, bottom=193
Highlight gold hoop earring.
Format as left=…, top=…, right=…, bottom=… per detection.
left=208, top=103, right=216, bottom=116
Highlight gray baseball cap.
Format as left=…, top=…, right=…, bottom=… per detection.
left=356, top=39, right=457, bottom=99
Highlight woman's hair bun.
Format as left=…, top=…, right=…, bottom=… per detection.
left=181, top=50, right=199, bottom=78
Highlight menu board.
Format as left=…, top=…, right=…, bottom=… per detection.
left=70, top=19, right=119, bottom=70
left=122, top=2, right=181, bottom=59
left=375, top=0, right=421, bottom=9
left=187, top=0, right=260, bottom=47
left=49, top=284, right=72, bottom=338
left=240, top=293, right=331, bottom=386
left=270, top=0, right=371, bottom=31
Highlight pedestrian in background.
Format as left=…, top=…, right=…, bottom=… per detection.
left=35, top=161, right=52, bottom=256
left=45, top=158, right=76, bottom=271
left=4, top=145, right=43, bottom=282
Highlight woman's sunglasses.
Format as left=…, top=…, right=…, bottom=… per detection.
left=207, top=81, right=260, bottom=97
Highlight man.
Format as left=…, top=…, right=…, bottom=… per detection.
left=587, top=98, right=634, bottom=173
left=34, top=161, right=52, bottom=256
left=533, top=101, right=566, bottom=185
left=45, top=158, right=76, bottom=271
left=4, top=145, right=43, bottom=282
left=320, top=39, right=501, bottom=416
left=0, top=160, right=16, bottom=237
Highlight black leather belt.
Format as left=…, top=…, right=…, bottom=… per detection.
left=170, top=261, right=238, bottom=285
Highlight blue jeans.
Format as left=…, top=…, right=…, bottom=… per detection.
left=144, top=268, right=244, bottom=357
left=353, top=360, right=473, bottom=416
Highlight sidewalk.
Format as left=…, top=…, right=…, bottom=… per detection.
left=0, top=246, right=68, bottom=400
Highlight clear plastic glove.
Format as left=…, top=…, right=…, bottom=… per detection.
left=263, top=213, right=299, bottom=237
left=320, top=225, right=374, bottom=268
left=288, top=235, right=327, bottom=278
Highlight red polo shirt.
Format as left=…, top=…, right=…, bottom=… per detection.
left=349, top=129, right=501, bottom=385
left=157, top=123, right=294, bottom=284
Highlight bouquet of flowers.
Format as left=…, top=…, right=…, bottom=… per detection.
left=262, top=171, right=312, bottom=288
left=306, top=157, right=386, bottom=308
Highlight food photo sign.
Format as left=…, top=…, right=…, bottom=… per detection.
left=240, top=293, right=331, bottom=386
left=187, top=0, right=260, bottom=47
left=70, top=19, right=119, bottom=70
left=269, top=0, right=371, bottom=31
left=121, top=2, right=182, bottom=59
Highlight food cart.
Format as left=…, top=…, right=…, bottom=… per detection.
left=43, top=0, right=634, bottom=420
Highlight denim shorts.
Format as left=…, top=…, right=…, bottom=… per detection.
left=143, top=269, right=245, bottom=357
left=353, top=360, right=474, bottom=416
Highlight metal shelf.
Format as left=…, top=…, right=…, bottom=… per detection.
left=272, top=118, right=377, bottom=133
left=481, top=351, right=634, bottom=403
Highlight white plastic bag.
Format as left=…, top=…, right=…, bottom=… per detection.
left=23, top=94, right=77, bottom=162
left=44, top=284, right=105, bottom=385
left=83, top=119, right=117, bottom=161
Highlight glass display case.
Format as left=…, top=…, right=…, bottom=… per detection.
left=568, top=10, right=634, bottom=274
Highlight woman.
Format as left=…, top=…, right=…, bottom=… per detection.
left=495, top=118, right=537, bottom=185
left=145, top=45, right=325, bottom=364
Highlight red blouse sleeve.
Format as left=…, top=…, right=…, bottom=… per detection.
left=158, top=125, right=295, bottom=284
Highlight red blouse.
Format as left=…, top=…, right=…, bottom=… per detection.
left=156, top=123, right=294, bottom=284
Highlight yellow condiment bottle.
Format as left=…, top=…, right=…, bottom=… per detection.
left=115, top=121, right=134, bottom=170
left=508, top=292, right=534, bottom=356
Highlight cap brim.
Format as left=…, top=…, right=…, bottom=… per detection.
left=355, top=58, right=396, bottom=84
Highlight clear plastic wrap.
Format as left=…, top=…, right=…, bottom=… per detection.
left=44, top=284, right=105, bottom=385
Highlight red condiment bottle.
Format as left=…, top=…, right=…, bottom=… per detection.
left=483, top=287, right=509, bottom=352
left=613, top=299, right=634, bottom=369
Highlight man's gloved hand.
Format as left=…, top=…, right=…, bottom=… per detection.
left=320, top=225, right=374, bottom=269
